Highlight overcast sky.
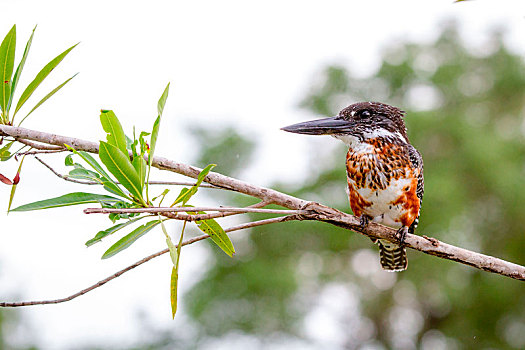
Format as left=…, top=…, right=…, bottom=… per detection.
left=2, top=1, right=525, bottom=348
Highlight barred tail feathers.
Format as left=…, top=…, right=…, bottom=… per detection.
left=378, top=240, right=407, bottom=271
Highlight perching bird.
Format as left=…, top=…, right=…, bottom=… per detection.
left=282, top=102, right=424, bottom=271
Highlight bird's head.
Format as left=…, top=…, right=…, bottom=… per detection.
left=281, top=102, right=409, bottom=145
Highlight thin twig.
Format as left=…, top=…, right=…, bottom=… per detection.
left=21, top=149, right=66, bottom=155
left=16, top=138, right=65, bottom=151
left=159, top=200, right=273, bottom=222
left=34, top=155, right=229, bottom=189
left=35, top=156, right=97, bottom=185
left=0, top=215, right=296, bottom=307
left=84, top=206, right=305, bottom=216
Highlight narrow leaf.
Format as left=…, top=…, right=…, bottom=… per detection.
left=64, top=153, right=74, bottom=166
left=68, top=148, right=113, bottom=180
left=18, top=73, right=78, bottom=125
left=10, top=192, right=121, bottom=212
left=196, top=216, right=235, bottom=257
left=99, top=141, right=144, bottom=204
left=150, top=83, right=170, bottom=164
left=152, top=188, right=170, bottom=203
left=172, top=187, right=189, bottom=205
left=172, top=164, right=215, bottom=206
left=0, top=25, right=16, bottom=114
left=170, top=221, right=184, bottom=319
left=100, top=110, right=127, bottom=153
left=68, top=168, right=102, bottom=182
left=67, top=147, right=129, bottom=199
left=8, top=26, right=35, bottom=111
left=157, top=83, right=170, bottom=118
left=132, top=155, right=147, bottom=190
left=7, top=155, right=25, bottom=212
left=0, top=140, right=14, bottom=161
left=170, top=266, right=178, bottom=319
left=13, top=42, right=78, bottom=116
left=102, top=180, right=130, bottom=198
left=160, top=218, right=178, bottom=266
left=85, top=215, right=148, bottom=246
left=101, top=220, right=160, bottom=259
left=0, top=173, right=12, bottom=185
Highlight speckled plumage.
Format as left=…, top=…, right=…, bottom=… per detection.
left=281, top=101, right=424, bottom=271
left=336, top=102, right=424, bottom=271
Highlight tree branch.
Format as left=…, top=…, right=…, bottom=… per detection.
left=84, top=206, right=305, bottom=216
left=1, top=124, right=524, bottom=281
left=0, top=215, right=296, bottom=307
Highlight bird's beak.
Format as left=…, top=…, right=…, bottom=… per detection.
left=281, top=116, right=353, bottom=135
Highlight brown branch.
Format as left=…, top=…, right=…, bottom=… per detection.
left=1, top=124, right=524, bottom=281
left=84, top=206, right=305, bottom=217
left=159, top=200, right=273, bottom=222
left=0, top=215, right=296, bottom=307
left=16, top=138, right=66, bottom=151
left=34, top=156, right=98, bottom=185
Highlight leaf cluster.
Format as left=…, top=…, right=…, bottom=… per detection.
left=7, top=76, right=235, bottom=318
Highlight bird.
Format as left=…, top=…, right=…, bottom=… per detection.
left=281, top=102, right=424, bottom=271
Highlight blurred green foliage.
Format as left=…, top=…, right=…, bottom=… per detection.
left=185, top=22, right=525, bottom=349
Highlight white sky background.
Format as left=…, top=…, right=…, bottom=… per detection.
left=1, top=0, right=525, bottom=348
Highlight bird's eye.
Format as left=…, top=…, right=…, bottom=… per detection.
left=360, top=110, right=371, bottom=118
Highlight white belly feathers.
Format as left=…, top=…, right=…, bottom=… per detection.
left=347, top=176, right=412, bottom=228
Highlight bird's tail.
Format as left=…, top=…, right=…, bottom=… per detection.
left=378, top=240, right=407, bottom=271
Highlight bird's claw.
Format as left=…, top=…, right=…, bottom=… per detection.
left=396, top=226, right=408, bottom=246
left=359, top=214, right=371, bottom=228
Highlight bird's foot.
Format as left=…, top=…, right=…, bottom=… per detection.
left=359, top=214, right=372, bottom=228
left=359, top=215, right=377, bottom=243
left=396, top=226, right=409, bottom=246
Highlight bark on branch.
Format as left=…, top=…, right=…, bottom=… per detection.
left=1, top=124, right=524, bottom=281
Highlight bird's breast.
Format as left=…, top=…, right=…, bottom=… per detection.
left=345, top=140, right=420, bottom=228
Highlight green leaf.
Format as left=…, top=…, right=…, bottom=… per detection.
left=196, top=216, right=235, bottom=257
left=160, top=218, right=181, bottom=266
left=68, top=167, right=102, bottom=182
left=10, top=192, right=121, bottom=212
left=132, top=155, right=147, bottom=190
left=18, top=73, right=78, bottom=125
left=68, top=148, right=112, bottom=180
left=99, top=141, right=145, bottom=205
left=66, top=148, right=129, bottom=199
left=157, top=83, right=170, bottom=119
left=100, top=110, right=127, bottom=154
left=102, top=180, right=129, bottom=198
left=0, top=25, right=16, bottom=115
left=7, top=155, right=25, bottom=212
left=13, top=42, right=78, bottom=117
left=8, top=26, right=35, bottom=111
left=0, top=140, right=14, bottom=161
left=150, top=116, right=160, bottom=162
left=172, top=164, right=215, bottom=206
left=125, top=135, right=133, bottom=150
left=170, top=266, right=178, bottom=319
left=65, top=153, right=74, bottom=166
left=170, top=221, right=184, bottom=319
left=150, top=83, right=170, bottom=165
left=85, top=215, right=148, bottom=246
left=173, top=187, right=189, bottom=205
left=101, top=220, right=160, bottom=259
left=152, top=188, right=170, bottom=203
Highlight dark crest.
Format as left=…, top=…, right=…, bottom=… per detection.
left=338, top=102, right=408, bottom=141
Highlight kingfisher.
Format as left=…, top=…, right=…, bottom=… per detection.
left=282, top=102, right=424, bottom=271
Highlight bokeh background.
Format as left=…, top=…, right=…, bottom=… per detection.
left=1, top=1, right=525, bottom=349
